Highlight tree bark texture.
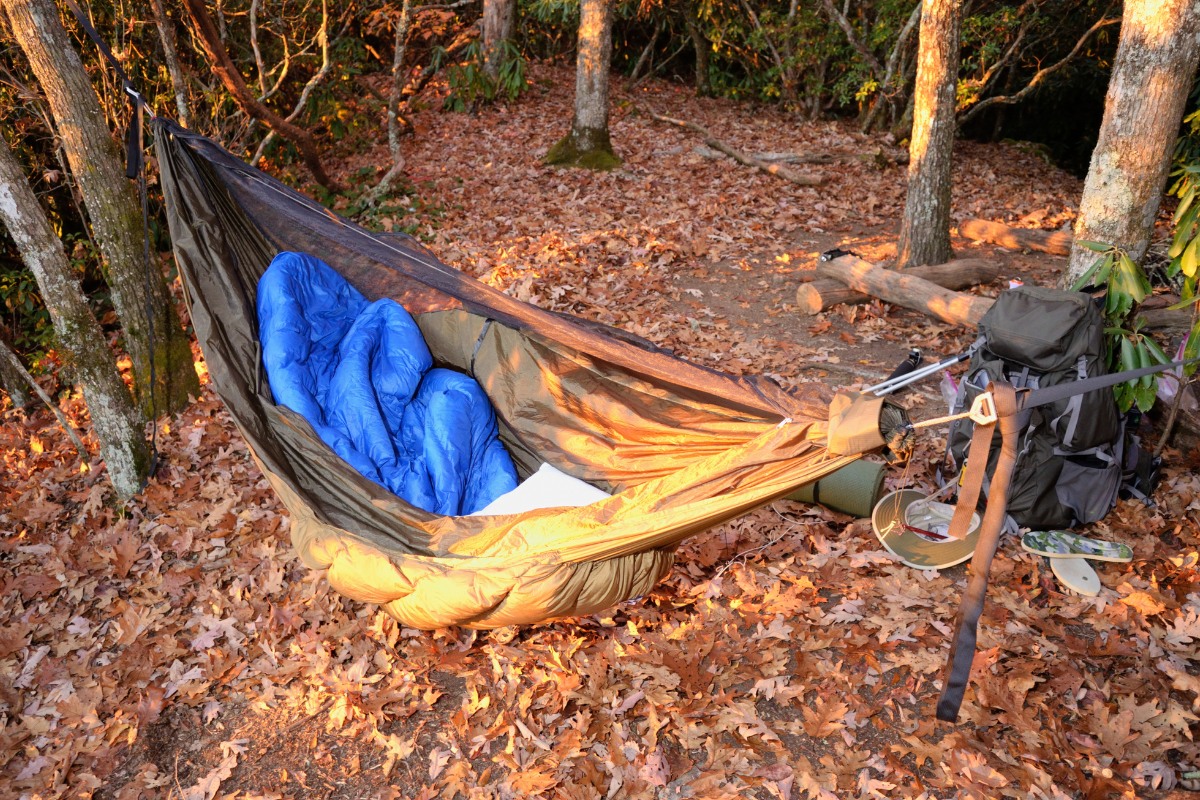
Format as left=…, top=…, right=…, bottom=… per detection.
left=798, top=257, right=999, bottom=314
left=482, top=0, right=517, bottom=80
left=571, top=0, right=616, bottom=154
left=960, top=218, right=1073, bottom=255
left=684, top=3, right=711, bottom=97
left=150, top=0, right=190, bottom=126
left=3, top=0, right=198, bottom=417
left=0, top=138, right=148, bottom=499
left=896, top=0, right=961, bottom=269
left=180, top=0, right=344, bottom=192
left=1065, top=0, right=1200, bottom=286
left=819, top=255, right=993, bottom=326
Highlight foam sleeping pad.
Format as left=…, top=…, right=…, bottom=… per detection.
left=257, top=251, right=518, bottom=514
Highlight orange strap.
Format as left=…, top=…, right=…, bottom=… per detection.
left=936, top=382, right=1021, bottom=721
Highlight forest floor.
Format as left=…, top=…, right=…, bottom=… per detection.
left=2, top=62, right=1199, bottom=800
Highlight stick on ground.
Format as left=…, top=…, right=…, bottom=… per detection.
left=645, top=109, right=823, bottom=187
left=0, top=339, right=89, bottom=461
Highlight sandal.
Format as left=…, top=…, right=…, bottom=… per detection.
left=1021, top=530, right=1133, bottom=563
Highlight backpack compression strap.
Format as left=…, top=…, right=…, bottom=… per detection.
left=935, top=355, right=1198, bottom=722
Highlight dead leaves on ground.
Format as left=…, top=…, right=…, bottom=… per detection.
left=2, top=64, right=1199, bottom=799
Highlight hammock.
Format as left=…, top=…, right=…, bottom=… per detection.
left=154, top=119, right=889, bottom=629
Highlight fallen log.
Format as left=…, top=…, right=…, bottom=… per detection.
left=694, top=146, right=837, bottom=165
left=960, top=218, right=1072, bottom=256
left=1138, top=307, right=1195, bottom=336
left=645, top=109, right=823, bottom=187
left=817, top=255, right=994, bottom=326
left=797, top=258, right=1000, bottom=315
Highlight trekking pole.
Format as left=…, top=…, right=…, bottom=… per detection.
left=910, top=392, right=997, bottom=430
left=868, top=351, right=970, bottom=396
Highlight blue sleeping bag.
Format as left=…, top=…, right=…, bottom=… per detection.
left=257, top=252, right=518, bottom=515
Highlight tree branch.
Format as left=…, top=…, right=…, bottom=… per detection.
left=957, top=16, right=1120, bottom=126
left=820, top=0, right=883, bottom=74
left=182, top=0, right=344, bottom=191
left=862, top=2, right=921, bottom=132
left=0, top=333, right=89, bottom=461
left=645, top=109, right=823, bottom=186
left=252, top=0, right=339, bottom=166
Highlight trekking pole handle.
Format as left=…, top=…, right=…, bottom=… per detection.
left=869, top=351, right=970, bottom=396
left=911, top=392, right=998, bottom=430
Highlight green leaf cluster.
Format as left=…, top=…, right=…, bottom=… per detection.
left=435, top=40, right=527, bottom=112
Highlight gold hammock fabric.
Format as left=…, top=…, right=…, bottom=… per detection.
left=155, top=119, right=873, bottom=629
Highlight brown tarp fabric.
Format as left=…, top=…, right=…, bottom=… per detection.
left=155, top=119, right=867, bottom=628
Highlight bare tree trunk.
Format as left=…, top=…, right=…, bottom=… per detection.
left=544, top=0, right=620, bottom=170
left=0, top=333, right=31, bottom=409
left=683, top=2, right=711, bottom=97
left=896, top=0, right=961, bottom=269
left=0, top=337, right=88, bottom=455
left=1065, top=0, right=1200, bottom=286
left=363, top=0, right=414, bottom=205
left=482, top=0, right=517, bottom=80
left=3, top=0, right=199, bottom=418
left=0, top=138, right=149, bottom=499
left=150, top=0, right=190, bottom=126
left=862, top=3, right=922, bottom=133
left=629, top=22, right=660, bottom=84
left=180, top=0, right=344, bottom=192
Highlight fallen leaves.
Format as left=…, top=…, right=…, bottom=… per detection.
left=2, top=62, right=1199, bottom=800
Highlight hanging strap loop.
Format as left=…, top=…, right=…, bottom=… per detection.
left=63, top=0, right=153, bottom=176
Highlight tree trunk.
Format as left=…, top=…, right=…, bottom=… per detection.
left=798, top=257, right=999, bottom=314
left=180, top=0, right=344, bottom=192
left=150, top=0, right=190, bottom=126
left=818, top=255, right=993, bottom=326
left=896, top=0, right=961, bottom=269
left=544, top=0, right=620, bottom=170
left=482, top=0, right=517, bottom=81
left=684, top=2, right=711, bottom=97
left=0, top=334, right=31, bottom=409
left=362, top=0, right=414, bottom=206
left=0, top=138, right=149, bottom=499
left=1064, top=0, right=1200, bottom=286
left=3, top=0, right=199, bottom=418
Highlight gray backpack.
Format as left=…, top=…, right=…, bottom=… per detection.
left=941, top=286, right=1126, bottom=529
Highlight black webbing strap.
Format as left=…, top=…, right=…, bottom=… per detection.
left=64, top=0, right=159, bottom=481
left=63, top=0, right=147, bottom=177
left=1021, top=356, right=1200, bottom=412
left=469, top=319, right=495, bottom=378
left=935, top=354, right=1200, bottom=722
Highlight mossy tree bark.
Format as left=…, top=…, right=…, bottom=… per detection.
left=1064, top=0, right=1200, bottom=287
left=896, top=0, right=960, bottom=269
left=482, top=0, right=517, bottom=81
left=3, top=0, right=199, bottom=418
left=545, top=0, right=620, bottom=170
left=0, top=138, right=149, bottom=499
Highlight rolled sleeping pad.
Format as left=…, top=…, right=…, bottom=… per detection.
left=786, top=459, right=885, bottom=518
